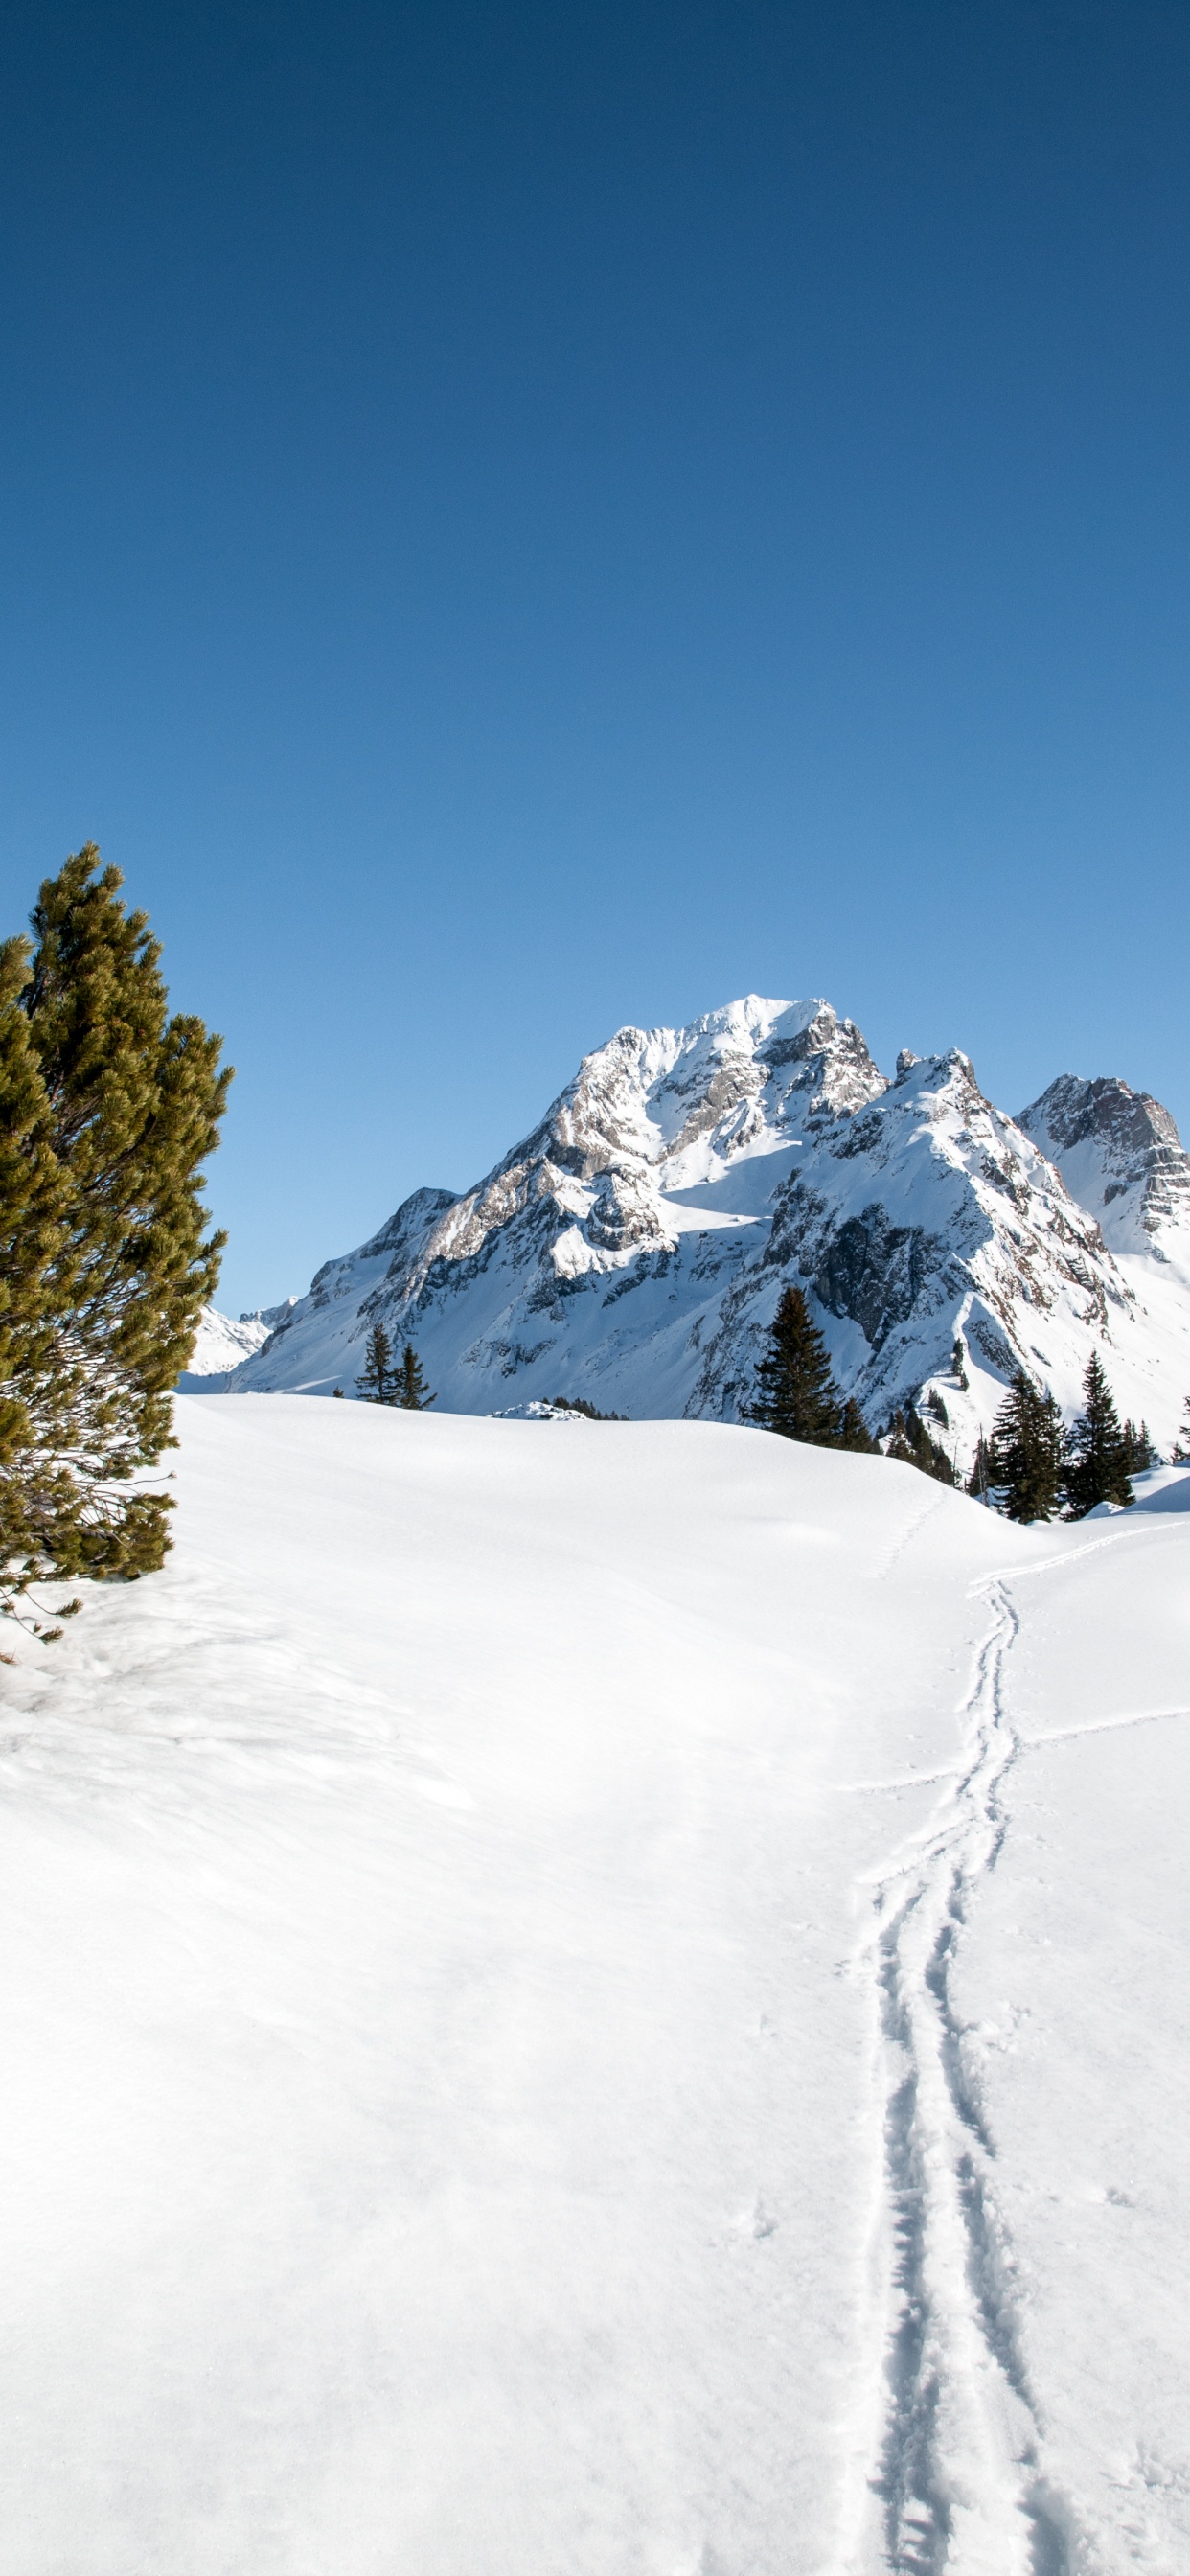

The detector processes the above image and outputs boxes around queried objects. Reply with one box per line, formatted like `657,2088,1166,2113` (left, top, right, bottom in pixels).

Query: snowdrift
1,1398,1187,2572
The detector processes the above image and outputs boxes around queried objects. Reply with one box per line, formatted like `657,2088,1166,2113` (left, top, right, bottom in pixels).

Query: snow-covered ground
1,1400,1187,2574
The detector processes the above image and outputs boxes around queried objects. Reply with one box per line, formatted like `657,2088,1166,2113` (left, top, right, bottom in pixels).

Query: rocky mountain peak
1018,1075,1190,1267
224,993,1190,1460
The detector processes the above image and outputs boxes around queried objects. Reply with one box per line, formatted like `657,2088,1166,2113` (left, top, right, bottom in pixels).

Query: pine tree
951,1334,970,1392
396,1343,435,1410
746,1285,843,1445
0,936,70,1581
357,1320,396,1403
1172,1399,1190,1465
1063,1349,1133,1518
988,1371,1064,1522
3,850,230,1588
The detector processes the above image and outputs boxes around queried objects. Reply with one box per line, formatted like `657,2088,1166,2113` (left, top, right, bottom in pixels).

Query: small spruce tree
746,1285,843,1445
1172,1398,1190,1464
951,1334,970,1392
988,1371,1064,1523
1063,1349,1133,1518
396,1343,435,1411
356,1320,396,1403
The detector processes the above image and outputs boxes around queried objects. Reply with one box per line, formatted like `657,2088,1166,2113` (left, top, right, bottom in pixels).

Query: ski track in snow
852,1579,1082,2576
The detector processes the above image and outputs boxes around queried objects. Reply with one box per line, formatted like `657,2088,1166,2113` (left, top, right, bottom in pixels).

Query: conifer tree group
356,1320,435,1409
973,1346,1139,1522
983,1371,1064,1523
1,848,229,1606
746,1281,1166,1523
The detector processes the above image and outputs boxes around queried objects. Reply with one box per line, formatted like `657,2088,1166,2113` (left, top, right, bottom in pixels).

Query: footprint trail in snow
856,1581,1078,2576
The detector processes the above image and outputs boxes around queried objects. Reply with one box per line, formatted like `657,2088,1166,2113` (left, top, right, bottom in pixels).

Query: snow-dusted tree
1172,1399,1190,1464
747,1285,844,1445
1,848,229,1593
1063,1349,1133,1518
989,1371,1064,1522
357,1320,396,1403
396,1343,435,1410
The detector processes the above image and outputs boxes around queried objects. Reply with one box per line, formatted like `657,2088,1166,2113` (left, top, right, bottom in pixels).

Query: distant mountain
179,1299,298,1389
217,997,1190,1464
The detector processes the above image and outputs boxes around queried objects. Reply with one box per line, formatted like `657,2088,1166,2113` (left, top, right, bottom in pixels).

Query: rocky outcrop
1018,1076,1190,1269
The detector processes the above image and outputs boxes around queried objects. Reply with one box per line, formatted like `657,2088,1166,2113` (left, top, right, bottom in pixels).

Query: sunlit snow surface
2,1399,1188,2574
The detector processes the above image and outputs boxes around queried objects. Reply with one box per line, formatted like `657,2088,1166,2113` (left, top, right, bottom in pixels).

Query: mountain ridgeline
224,997,1190,1471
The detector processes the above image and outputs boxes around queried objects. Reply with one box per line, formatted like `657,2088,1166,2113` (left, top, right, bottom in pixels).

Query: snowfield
2,1398,1188,2574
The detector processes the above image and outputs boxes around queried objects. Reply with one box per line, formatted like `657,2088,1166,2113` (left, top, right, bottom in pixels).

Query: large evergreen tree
0,937,69,1580
1063,1349,1133,1517
1,850,229,1590
988,1371,1064,1522
396,1343,435,1411
747,1285,845,1445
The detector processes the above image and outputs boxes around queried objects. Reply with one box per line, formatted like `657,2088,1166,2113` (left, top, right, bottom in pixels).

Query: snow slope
226,999,1190,1461
1,1398,1188,2572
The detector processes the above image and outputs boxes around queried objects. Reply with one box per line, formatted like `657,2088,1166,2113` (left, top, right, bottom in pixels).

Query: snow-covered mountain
222,996,1190,1461
179,1299,298,1387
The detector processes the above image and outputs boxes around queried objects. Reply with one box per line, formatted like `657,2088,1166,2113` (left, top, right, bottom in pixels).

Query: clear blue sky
1,1,1187,1313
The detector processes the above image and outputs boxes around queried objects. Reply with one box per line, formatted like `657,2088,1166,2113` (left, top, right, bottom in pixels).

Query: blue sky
1,1,1187,1313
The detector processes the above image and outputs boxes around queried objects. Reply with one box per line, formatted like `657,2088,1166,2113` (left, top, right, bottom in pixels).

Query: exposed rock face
227,998,1190,1461
1018,1076,1190,1269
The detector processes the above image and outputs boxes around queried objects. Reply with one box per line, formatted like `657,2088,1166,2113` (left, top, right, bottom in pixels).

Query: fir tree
396,1343,435,1410
746,1285,843,1445
1172,1399,1190,1464
3,850,229,1589
1063,1349,1133,1518
988,1371,1064,1523
951,1335,970,1392
357,1320,396,1403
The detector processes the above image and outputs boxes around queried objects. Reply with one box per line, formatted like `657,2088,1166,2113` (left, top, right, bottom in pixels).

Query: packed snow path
858,1579,1059,2575
1,1401,1188,2575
